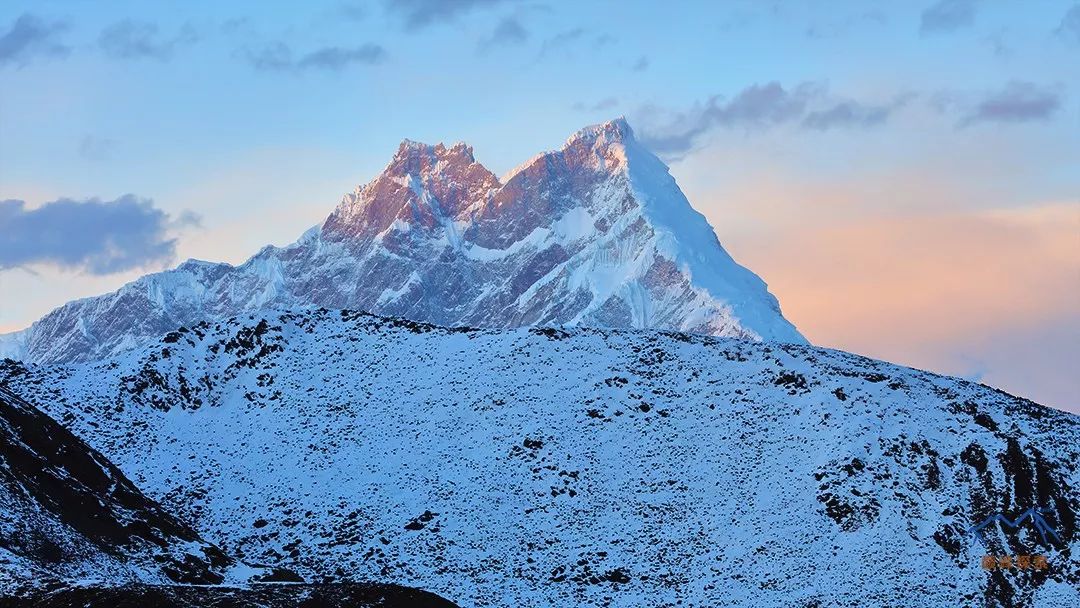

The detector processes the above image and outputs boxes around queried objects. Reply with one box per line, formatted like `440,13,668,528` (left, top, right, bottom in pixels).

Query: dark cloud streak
78,136,116,162
297,44,385,70
538,27,585,58
919,0,978,35
98,20,198,61
536,28,613,60
479,17,528,51
0,13,69,67
0,196,199,275
1057,4,1080,43
337,3,368,22
638,82,818,157
803,102,890,130
245,42,292,71
572,97,619,112
803,95,912,130
957,81,1062,127
386,0,510,31
637,82,906,158
245,42,386,72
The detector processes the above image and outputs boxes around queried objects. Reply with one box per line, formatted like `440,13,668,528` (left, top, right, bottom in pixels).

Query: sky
0,0,1078,411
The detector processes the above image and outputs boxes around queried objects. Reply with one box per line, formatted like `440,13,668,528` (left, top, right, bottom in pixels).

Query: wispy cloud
0,13,69,68
805,9,887,40
572,97,619,112
538,27,585,58
298,45,386,70
593,33,616,48
479,16,528,52
78,136,116,162
1056,4,1080,44
98,20,199,61
637,82,818,157
637,82,909,158
337,3,368,22
386,0,511,31
957,81,1062,127
0,196,199,275
920,0,978,35
982,29,1010,58
803,95,912,130
635,82,799,155
706,82,823,126
730,200,1080,410
220,17,252,35
631,56,649,72
535,27,613,60
245,42,386,72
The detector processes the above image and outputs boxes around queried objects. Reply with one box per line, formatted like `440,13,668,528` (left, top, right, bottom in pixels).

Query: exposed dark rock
0,385,232,585
2,582,459,608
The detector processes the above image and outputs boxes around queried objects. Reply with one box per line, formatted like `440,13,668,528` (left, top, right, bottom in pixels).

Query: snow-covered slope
3,310,1076,607
0,385,245,594
0,383,464,606
0,119,802,365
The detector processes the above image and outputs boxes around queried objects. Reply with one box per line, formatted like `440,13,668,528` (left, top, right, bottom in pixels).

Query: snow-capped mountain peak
326,137,499,238
562,116,634,156
1,120,804,365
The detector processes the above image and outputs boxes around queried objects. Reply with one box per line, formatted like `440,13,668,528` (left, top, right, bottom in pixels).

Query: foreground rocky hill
0,385,247,594
0,384,458,606
3,309,1077,607
4,582,458,608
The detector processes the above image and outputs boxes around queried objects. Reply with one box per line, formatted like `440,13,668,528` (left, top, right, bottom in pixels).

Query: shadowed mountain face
0,119,802,366
0,385,236,592
4,310,1077,607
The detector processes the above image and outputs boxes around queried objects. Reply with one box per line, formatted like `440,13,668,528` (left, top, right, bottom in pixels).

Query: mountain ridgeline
0,119,801,365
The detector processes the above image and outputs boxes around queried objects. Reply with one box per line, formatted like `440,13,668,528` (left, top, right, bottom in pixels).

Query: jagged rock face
0,385,237,593
0,119,803,366
323,141,499,238
3,311,1077,607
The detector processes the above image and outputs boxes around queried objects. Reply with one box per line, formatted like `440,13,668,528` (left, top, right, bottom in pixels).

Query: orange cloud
721,201,1080,410
745,203,1078,342
674,117,1079,411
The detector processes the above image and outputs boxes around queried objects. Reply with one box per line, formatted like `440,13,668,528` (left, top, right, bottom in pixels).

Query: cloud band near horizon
0,196,199,275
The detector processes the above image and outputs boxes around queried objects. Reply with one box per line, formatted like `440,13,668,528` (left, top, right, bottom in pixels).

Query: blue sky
1,0,1078,410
